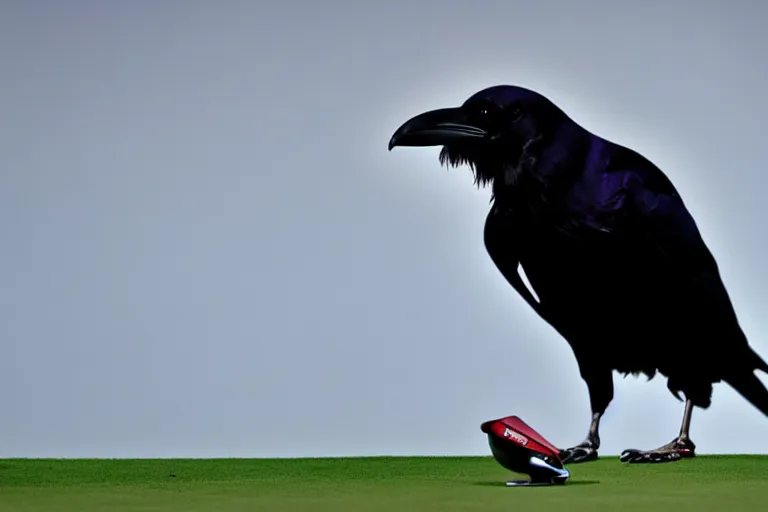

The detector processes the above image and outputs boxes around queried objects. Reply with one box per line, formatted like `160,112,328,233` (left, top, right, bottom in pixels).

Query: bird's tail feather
725,369,768,418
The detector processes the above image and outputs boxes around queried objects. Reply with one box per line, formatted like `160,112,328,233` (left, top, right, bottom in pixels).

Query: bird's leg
559,367,613,464
619,398,697,463
560,412,602,464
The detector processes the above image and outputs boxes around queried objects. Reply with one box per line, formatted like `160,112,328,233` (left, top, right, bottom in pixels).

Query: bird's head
388,85,572,187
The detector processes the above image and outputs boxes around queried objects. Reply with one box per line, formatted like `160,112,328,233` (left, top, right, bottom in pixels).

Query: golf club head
481,415,570,486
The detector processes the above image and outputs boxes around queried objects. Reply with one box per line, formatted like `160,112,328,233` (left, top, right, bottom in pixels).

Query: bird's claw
619,449,682,463
559,442,598,464
620,437,695,464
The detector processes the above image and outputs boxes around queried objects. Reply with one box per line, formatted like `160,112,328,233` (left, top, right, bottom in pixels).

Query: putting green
1,456,766,511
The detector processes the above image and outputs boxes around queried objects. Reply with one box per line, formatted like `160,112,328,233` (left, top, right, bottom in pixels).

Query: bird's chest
498,204,622,304
517,227,590,278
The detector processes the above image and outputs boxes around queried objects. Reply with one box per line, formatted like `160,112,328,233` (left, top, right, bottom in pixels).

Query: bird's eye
468,104,496,126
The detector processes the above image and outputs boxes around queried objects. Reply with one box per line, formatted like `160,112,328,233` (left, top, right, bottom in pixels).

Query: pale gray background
2,1,767,458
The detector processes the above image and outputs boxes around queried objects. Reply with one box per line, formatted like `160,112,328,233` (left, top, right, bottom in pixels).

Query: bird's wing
584,149,736,322
589,152,768,414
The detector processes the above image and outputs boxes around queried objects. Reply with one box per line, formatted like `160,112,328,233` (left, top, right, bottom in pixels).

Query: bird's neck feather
492,123,592,194
490,121,592,209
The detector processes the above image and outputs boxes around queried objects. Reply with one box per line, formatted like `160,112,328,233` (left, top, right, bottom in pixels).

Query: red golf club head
481,415,570,486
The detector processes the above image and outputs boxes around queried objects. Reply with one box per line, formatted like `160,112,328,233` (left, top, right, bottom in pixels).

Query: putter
481,415,570,487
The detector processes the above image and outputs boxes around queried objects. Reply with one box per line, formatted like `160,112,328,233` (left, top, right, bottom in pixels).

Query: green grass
1,456,766,511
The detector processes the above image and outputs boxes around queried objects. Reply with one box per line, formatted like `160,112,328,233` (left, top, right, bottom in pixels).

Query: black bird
387,85,768,464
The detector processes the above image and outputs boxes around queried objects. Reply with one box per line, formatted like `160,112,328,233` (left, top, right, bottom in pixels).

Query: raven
388,85,768,464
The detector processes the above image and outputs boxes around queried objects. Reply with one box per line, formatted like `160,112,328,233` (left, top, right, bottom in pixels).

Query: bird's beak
388,107,488,151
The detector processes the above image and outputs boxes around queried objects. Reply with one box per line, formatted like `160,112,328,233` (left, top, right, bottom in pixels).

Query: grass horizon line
1,453,767,461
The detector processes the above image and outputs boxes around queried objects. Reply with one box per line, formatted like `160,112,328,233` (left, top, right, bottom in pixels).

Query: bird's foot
559,440,599,464
620,436,696,464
